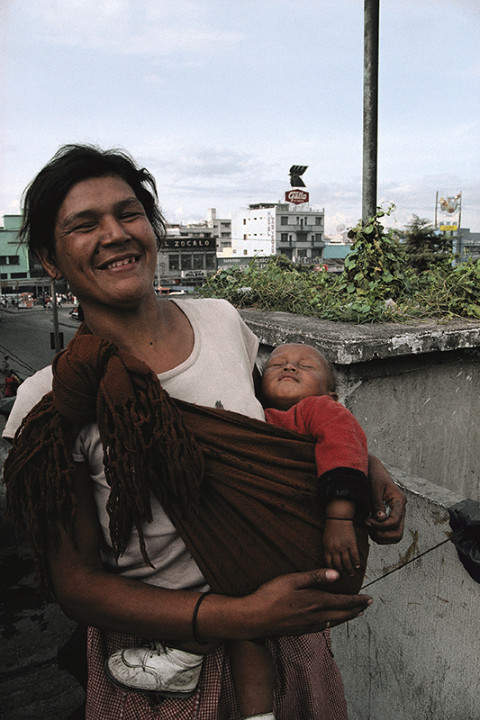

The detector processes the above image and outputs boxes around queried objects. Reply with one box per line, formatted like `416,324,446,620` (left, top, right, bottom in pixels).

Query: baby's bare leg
229,639,274,719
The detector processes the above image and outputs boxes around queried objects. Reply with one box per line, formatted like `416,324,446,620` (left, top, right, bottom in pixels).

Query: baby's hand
323,520,361,576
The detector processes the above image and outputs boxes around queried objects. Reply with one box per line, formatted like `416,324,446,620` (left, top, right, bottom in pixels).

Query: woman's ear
35,248,63,280
329,391,339,402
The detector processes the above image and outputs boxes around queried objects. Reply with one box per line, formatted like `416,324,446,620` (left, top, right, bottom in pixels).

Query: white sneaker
104,642,204,695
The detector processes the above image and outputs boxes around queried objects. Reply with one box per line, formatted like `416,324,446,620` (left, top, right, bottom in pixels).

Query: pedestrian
3,369,21,397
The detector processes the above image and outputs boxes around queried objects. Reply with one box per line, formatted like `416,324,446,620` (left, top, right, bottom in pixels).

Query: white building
230,202,325,264
207,209,232,254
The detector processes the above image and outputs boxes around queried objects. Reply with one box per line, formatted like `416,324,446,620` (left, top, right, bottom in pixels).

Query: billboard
435,192,462,231
285,189,309,204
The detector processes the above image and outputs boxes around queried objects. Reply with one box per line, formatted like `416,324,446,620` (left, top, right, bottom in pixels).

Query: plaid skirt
86,627,348,720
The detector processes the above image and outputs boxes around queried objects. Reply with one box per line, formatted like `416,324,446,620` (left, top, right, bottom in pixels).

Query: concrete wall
333,466,479,720
241,310,480,501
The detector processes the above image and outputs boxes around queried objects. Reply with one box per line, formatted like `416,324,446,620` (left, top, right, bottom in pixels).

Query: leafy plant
201,207,480,324
403,214,452,273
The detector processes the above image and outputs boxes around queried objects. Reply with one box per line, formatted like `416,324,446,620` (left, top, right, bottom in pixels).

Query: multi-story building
207,209,232,254
156,223,218,287
0,215,29,287
454,228,480,263
229,202,325,264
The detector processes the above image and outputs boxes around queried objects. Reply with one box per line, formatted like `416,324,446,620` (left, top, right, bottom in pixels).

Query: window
9,256,20,265
315,217,322,225
281,216,288,225
0,256,6,264
243,250,248,255
11,272,27,278
181,254,193,270
205,254,216,269
193,254,204,270
169,254,179,271
280,233,288,243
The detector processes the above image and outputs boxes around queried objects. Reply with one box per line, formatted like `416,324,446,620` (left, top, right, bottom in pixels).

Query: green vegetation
403,214,452,272
201,207,480,323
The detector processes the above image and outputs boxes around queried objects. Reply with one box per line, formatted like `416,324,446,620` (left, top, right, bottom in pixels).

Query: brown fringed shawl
4,325,368,599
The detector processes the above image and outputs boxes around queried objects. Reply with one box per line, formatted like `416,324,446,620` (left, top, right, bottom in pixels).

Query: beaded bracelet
192,591,211,645
325,516,354,521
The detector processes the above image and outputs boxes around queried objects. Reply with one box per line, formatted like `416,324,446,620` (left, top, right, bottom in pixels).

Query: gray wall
333,467,479,720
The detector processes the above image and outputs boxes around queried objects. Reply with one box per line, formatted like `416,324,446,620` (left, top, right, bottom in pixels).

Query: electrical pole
362,0,380,224
50,279,63,353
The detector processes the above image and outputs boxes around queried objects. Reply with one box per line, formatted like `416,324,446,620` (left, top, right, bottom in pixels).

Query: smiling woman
4,144,405,720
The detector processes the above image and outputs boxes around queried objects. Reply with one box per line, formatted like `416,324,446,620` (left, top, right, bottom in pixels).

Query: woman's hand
367,454,407,544
196,569,372,642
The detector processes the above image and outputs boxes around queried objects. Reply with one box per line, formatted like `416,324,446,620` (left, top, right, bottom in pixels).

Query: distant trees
404,215,452,272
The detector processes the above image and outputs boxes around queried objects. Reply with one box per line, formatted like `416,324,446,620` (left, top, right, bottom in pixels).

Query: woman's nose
283,362,297,372
100,216,130,244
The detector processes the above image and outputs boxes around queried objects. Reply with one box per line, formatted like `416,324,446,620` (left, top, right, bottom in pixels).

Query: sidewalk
0,415,85,719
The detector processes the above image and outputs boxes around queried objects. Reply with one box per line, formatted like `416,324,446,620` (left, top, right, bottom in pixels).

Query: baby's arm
324,498,361,576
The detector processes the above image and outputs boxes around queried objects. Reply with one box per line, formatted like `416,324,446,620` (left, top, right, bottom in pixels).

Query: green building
0,215,29,289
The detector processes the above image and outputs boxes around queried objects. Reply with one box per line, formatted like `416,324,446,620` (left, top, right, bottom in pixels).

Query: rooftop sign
285,189,309,204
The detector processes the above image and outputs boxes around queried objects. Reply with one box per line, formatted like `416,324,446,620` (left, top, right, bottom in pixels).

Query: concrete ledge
239,308,480,364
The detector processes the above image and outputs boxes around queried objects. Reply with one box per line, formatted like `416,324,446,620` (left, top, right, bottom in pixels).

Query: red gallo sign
285,189,309,204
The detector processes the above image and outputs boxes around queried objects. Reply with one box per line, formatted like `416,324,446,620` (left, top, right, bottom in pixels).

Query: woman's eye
73,223,96,233
121,211,144,220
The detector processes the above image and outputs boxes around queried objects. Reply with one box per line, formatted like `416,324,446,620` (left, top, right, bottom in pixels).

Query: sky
1,0,479,237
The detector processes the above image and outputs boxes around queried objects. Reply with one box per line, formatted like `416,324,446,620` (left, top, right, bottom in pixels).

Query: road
0,305,86,719
0,304,79,380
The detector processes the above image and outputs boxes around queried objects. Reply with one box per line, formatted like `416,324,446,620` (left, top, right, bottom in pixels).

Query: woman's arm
47,462,372,644
366,454,407,544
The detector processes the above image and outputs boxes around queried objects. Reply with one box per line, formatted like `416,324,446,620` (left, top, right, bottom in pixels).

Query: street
0,304,79,381
0,305,84,719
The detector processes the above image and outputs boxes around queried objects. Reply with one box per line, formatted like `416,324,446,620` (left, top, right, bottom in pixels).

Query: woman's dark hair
19,144,167,254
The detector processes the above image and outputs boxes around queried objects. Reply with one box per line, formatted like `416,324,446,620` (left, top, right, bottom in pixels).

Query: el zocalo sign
285,189,309,204
163,237,213,249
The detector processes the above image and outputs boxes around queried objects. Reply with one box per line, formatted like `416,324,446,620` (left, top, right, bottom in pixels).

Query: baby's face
262,344,336,411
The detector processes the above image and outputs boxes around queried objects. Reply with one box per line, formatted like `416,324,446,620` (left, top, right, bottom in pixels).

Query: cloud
26,0,244,58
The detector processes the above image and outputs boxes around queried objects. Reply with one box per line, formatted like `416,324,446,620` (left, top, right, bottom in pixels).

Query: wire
361,533,458,590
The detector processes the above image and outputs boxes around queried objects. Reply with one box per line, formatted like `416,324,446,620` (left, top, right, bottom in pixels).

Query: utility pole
50,279,63,353
362,0,380,224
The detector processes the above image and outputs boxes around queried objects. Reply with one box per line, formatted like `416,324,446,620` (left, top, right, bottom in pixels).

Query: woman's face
39,175,158,313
